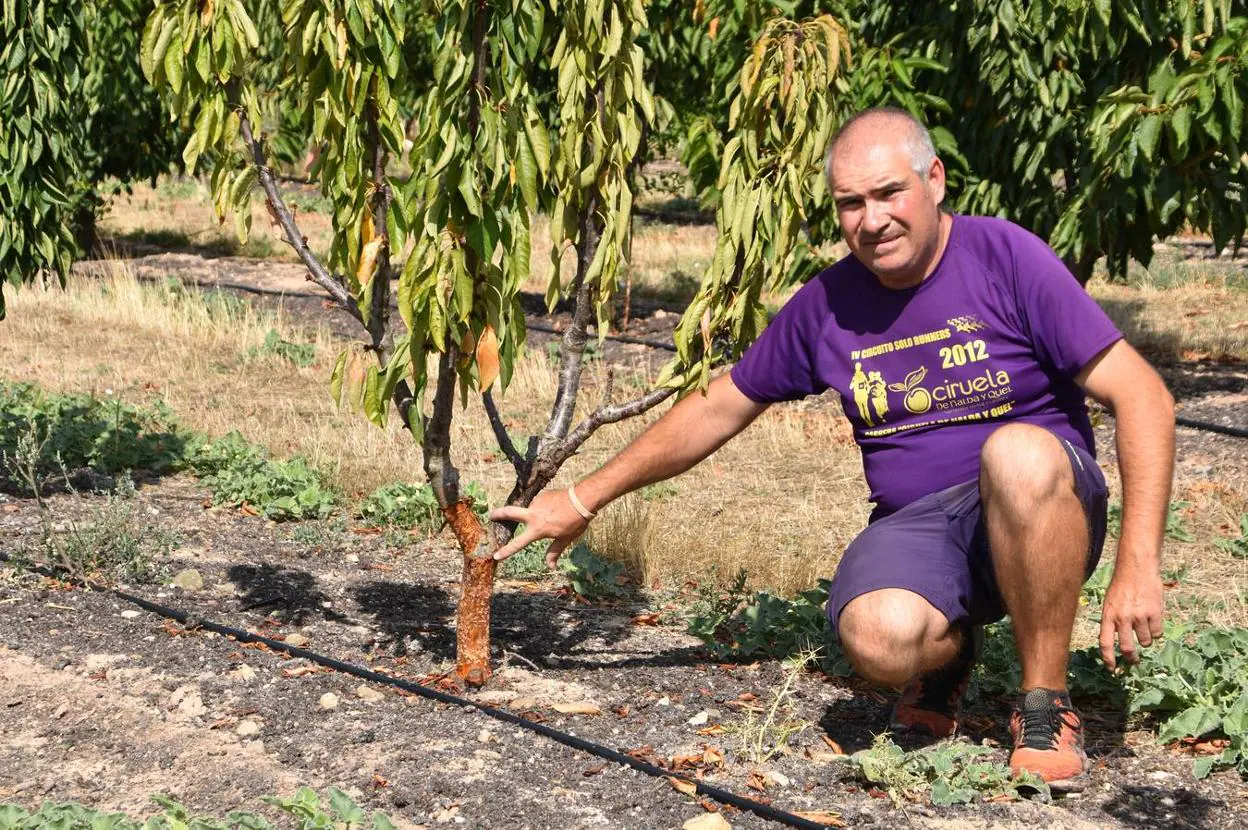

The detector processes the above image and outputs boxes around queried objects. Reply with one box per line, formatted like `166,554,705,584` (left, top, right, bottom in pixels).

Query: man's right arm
489,372,768,563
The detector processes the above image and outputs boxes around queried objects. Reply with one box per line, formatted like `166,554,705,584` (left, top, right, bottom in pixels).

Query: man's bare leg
979,423,1095,788
838,588,961,688
979,423,1088,691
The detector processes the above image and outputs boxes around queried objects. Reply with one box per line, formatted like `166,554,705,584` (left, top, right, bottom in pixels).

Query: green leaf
516,133,539,213
1158,706,1222,744
1138,114,1162,162
164,32,185,94
328,788,366,825
1169,105,1192,152
329,348,349,405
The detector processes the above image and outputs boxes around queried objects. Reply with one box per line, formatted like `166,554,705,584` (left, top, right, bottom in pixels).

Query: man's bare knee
980,424,1073,511
838,589,947,687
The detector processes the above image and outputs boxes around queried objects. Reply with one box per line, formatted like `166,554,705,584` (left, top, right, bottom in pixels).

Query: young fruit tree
141,0,849,684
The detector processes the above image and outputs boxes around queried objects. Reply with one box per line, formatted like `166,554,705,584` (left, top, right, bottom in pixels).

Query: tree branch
539,80,605,451
365,99,393,353
546,386,675,472
482,391,525,477
238,114,359,322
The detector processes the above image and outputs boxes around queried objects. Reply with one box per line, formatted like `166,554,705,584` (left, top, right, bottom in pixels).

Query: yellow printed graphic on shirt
845,326,1016,435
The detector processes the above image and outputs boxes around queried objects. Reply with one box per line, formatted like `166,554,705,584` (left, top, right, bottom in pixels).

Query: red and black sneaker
889,625,982,740
1009,687,1090,792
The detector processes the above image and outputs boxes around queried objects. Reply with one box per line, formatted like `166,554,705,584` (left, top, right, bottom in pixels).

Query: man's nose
862,200,889,234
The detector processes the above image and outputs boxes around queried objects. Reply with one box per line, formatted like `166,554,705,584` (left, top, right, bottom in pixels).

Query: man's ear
927,156,947,206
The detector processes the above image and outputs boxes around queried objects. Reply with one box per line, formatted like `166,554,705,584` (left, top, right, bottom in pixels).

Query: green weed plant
358,480,486,531
559,543,628,601
188,432,336,521
0,382,189,489
0,787,396,829
1107,500,1194,542
847,734,1048,807
1125,623,1248,778
684,573,853,675
1215,513,1248,559
247,329,317,368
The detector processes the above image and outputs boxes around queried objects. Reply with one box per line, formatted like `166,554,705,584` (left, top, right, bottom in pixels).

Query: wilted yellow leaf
357,239,383,286
476,324,500,390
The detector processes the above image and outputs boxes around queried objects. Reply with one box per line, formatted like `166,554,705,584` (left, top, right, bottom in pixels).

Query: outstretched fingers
488,505,533,561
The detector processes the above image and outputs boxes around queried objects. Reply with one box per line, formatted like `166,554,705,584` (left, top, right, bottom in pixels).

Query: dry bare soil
2,474,1246,829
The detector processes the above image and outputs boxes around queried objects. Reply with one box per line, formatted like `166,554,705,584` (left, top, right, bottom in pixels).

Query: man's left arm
1076,339,1175,669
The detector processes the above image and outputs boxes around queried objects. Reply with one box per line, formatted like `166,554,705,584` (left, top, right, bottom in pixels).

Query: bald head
824,108,937,186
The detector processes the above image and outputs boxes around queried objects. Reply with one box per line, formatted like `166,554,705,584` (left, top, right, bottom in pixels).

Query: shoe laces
1019,692,1079,751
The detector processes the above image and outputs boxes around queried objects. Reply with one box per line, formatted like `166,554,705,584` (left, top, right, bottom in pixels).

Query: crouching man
490,107,1175,791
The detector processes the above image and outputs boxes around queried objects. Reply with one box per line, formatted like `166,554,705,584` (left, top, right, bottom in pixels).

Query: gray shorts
827,434,1108,633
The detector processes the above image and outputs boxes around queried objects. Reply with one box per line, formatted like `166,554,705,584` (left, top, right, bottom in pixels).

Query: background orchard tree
660,0,1247,286
1,0,92,319
835,0,1248,283
141,0,852,684
1,0,189,317
79,0,187,249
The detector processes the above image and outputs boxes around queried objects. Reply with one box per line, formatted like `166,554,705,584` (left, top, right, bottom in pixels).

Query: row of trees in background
4,0,1246,309
4,0,1247,678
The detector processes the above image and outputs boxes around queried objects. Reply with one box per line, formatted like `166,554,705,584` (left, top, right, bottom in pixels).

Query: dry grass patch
1088,257,1248,362
0,263,871,595
100,178,336,263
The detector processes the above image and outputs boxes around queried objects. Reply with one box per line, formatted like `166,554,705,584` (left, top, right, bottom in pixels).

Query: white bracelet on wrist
567,484,596,520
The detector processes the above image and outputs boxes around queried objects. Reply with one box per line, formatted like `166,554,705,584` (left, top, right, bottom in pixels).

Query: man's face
830,137,947,289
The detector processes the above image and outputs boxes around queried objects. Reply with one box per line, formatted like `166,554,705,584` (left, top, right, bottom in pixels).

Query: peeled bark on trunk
444,499,495,686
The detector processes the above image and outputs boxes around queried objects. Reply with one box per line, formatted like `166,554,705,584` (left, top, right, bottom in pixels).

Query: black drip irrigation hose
1174,415,1248,439
50,577,841,830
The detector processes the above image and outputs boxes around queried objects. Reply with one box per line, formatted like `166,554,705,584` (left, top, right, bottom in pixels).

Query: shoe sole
1043,771,1090,794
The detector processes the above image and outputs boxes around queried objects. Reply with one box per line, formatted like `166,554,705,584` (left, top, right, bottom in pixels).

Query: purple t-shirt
731,215,1122,517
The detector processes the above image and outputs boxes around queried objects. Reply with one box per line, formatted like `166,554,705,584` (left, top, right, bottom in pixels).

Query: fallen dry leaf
820,735,845,755
793,810,846,826
697,724,728,737
583,763,607,777
281,665,324,678
671,753,702,771
746,770,768,793
668,776,698,796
